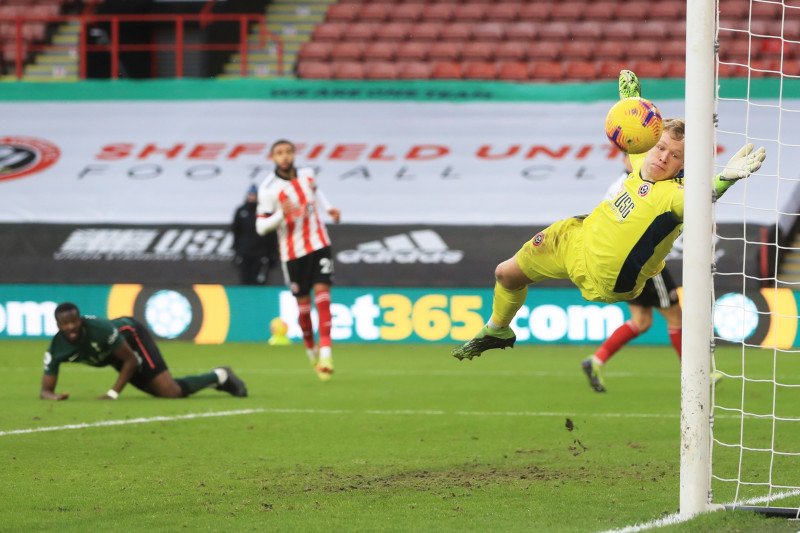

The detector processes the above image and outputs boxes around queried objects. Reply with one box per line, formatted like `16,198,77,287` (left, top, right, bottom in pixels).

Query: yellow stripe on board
107,284,142,319
193,284,230,344
760,288,798,350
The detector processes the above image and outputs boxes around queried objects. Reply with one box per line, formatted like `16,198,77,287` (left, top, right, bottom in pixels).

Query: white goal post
682,0,800,519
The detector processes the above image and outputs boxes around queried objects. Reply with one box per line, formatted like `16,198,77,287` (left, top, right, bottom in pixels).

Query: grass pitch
1,340,798,532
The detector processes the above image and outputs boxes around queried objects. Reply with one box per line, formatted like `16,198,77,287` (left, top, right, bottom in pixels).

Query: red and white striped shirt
255,167,331,261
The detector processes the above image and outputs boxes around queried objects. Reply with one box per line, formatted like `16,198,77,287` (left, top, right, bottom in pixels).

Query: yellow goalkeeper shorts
514,216,632,303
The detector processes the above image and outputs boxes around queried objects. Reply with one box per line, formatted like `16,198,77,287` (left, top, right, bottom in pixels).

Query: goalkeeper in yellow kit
452,70,767,361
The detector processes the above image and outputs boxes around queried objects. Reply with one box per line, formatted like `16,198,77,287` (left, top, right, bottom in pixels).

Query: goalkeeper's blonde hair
663,118,685,141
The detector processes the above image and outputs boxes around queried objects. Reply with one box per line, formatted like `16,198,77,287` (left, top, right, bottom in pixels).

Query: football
604,97,664,154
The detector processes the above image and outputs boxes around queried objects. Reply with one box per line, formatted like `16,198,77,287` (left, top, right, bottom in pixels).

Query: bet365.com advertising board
1,284,798,349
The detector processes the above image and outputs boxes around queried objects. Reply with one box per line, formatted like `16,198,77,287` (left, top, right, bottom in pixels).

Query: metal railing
0,13,284,80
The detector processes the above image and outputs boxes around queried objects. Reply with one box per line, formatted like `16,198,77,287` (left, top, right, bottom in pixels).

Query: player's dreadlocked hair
54,302,79,318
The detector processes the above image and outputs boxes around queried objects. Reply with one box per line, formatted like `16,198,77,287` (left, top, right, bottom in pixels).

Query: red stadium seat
636,21,670,41
632,60,667,78
331,42,364,61
407,22,442,41
571,21,603,41
343,22,379,42
312,22,346,42
561,41,594,61
452,3,488,22
332,61,366,80
298,42,333,62
431,61,464,79
463,61,497,80
537,21,570,41
527,41,560,61
717,62,749,77
719,0,750,20
397,61,432,79
440,22,474,41
668,21,687,40
358,3,391,22
389,3,425,23
660,40,685,61
665,61,685,78
363,41,396,61
396,41,429,61
364,61,399,80
720,39,753,62
782,60,800,76
784,20,800,41
297,61,333,79
650,1,685,19
583,2,618,21
751,1,783,20
497,61,530,81
626,41,659,61
518,3,552,22
461,41,495,61
326,3,359,23
421,3,455,22
550,2,584,21
614,2,651,21
564,60,598,80
594,41,626,60
530,61,565,81
485,3,520,23
598,60,631,80
472,22,505,41
603,22,635,41
505,22,537,41
375,22,412,42
428,41,461,61
494,41,528,62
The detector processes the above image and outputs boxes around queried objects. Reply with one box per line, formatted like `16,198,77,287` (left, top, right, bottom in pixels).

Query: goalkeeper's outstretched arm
714,143,767,199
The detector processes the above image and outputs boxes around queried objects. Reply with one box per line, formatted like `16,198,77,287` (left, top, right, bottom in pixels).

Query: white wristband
106,389,119,400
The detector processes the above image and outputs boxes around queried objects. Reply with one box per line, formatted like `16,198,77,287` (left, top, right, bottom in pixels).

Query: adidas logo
337,230,464,264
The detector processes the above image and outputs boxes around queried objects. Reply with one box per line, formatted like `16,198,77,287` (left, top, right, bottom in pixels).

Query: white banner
0,99,795,225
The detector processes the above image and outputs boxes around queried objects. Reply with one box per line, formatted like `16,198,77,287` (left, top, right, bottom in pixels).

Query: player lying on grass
453,70,766,362
41,302,248,400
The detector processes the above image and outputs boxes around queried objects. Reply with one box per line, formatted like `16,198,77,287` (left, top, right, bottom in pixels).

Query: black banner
0,223,773,288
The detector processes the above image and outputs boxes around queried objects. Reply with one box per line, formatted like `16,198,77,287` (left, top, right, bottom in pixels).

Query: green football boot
581,357,606,393
452,325,516,361
618,69,641,99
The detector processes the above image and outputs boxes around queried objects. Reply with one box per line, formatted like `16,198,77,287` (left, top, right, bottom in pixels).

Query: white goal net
708,0,800,516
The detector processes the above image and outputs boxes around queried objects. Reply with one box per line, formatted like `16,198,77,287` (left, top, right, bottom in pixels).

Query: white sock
213,368,228,384
319,346,332,361
592,355,604,366
306,348,317,362
487,319,500,329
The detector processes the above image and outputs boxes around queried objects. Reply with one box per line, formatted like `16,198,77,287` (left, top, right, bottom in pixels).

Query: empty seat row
326,1,687,23
312,20,687,43
297,59,692,81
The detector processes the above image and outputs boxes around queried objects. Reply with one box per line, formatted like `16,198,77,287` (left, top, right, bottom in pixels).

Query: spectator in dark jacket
232,184,278,284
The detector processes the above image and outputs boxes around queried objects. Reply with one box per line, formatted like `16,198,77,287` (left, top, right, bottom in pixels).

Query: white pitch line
602,489,800,532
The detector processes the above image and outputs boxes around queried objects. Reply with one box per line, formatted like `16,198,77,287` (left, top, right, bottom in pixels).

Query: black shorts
629,268,679,309
284,246,334,297
111,319,169,391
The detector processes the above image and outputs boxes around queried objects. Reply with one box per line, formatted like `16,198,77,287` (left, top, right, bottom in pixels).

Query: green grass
1,340,798,532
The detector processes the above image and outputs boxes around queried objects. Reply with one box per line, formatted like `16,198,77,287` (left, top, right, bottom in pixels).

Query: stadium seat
326,3,359,23
472,22,505,41
421,3,455,22
461,41,495,61
343,22,379,42
594,41,626,60
719,0,750,20
463,61,497,80
494,41,528,62
669,21,687,40
751,1,782,20
660,40,685,61
550,2,585,21
626,41,659,61
597,60,630,80
582,2,618,21
389,3,425,23
485,3,520,23
397,61,432,79
530,61,565,81
331,42,364,61
363,41,396,61
375,22,412,41
719,39,752,61
571,21,603,41
407,22,442,42
527,41,560,61
784,20,800,41
358,3,391,22
297,61,333,79
364,61,399,80
505,22,537,41
717,62,749,77
631,60,667,78
518,3,552,22
649,1,684,19
665,61,685,78
431,61,464,79
537,21,570,41
298,42,333,62
440,22,474,42
603,22,635,41
428,41,461,61
332,61,366,79
452,3,488,22
561,41,594,61
497,61,530,81
395,41,428,61
783,60,800,76
636,21,670,41
759,38,786,59
312,22,346,42
614,1,650,21
564,60,598,80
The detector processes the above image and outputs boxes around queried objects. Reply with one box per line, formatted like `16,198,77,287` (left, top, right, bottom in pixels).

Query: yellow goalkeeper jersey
582,153,684,297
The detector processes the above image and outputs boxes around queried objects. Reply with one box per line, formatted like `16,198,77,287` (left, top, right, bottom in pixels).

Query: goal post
680,0,717,518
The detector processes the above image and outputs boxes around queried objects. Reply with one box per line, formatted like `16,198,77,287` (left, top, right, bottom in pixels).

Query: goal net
684,0,800,517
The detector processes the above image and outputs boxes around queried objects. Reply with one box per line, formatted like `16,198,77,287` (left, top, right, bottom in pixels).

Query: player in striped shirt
452,70,766,362
256,139,341,381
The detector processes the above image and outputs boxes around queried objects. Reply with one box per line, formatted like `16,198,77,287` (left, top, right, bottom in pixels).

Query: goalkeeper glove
714,143,767,197
618,69,641,99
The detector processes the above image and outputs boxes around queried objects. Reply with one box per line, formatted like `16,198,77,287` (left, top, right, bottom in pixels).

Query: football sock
315,289,332,352
596,320,640,363
298,301,315,350
175,372,219,397
489,282,528,328
319,345,332,362
668,327,682,359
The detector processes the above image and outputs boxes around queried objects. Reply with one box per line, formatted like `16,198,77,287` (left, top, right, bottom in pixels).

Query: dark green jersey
43,316,136,376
